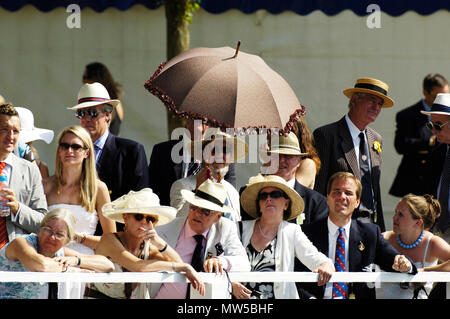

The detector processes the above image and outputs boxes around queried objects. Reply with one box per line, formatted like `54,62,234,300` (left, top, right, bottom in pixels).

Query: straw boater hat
68,82,120,110
102,188,176,225
181,179,234,214
343,77,394,108
189,130,249,163
240,174,305,220
267,131,308,156
421,93,450,116
15,107,54,144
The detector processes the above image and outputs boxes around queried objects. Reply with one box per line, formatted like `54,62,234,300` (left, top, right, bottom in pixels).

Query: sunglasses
133,213,158,224
258,190,286,201
426,121,449,131
190,205,213,217
41,226,67,240
59,142,86,151
75,108,101,119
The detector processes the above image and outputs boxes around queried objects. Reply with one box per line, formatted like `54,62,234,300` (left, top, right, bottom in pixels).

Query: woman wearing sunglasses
232,174,334,299
42,125,115,298
85,188,204,299
0,208,114,299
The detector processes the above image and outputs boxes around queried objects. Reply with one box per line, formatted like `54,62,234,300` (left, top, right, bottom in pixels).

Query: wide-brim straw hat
267,131,308,156
421,93,450,116
68,82,120,110
102,188,176,225
240,174,305,220
181,179,234,214
343,77,394,108
15,107,54,144
189,130,249,163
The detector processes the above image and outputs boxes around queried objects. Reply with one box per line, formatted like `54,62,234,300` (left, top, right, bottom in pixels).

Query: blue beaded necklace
397,231,424,249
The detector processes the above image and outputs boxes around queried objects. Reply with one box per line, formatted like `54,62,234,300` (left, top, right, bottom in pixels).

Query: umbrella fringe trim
144,62,306,136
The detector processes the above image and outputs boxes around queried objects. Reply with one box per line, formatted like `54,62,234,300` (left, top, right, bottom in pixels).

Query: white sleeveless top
376,234,437,299
48,203,98,256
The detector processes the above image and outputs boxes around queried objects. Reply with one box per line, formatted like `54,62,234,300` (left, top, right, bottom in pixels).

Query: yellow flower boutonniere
373,141,382,154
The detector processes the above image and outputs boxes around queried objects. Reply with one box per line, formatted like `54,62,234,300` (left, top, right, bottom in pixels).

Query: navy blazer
297,218,417,299
148,138,236,206
390,101,440,197
95,133,149,234
240,180,329,224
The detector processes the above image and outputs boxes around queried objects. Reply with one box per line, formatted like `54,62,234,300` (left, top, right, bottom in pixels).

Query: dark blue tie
359,132,374,212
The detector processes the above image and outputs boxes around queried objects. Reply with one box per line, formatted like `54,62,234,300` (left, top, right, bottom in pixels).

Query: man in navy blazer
297,172,416,299
69,83,149,233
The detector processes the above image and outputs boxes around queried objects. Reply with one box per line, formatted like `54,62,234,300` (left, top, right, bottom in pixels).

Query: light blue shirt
93,130,109,164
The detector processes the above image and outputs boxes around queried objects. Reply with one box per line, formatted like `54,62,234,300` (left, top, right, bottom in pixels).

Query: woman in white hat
233,174,334,299
43,125,116,298
0,207,114,299
86,188,205,299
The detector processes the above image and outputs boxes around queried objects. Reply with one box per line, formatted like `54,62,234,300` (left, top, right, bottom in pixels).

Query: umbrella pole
233,41,241,58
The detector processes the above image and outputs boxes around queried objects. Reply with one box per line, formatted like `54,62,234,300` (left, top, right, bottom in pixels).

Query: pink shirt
154,220,209,299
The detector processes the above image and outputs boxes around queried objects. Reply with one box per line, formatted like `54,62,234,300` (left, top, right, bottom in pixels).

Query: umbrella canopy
144,45,305,134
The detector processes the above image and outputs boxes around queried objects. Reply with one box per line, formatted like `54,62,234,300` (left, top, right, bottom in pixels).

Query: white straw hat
68,82,120,110
181,179,234,214
15,107,54,144
102,188,176,225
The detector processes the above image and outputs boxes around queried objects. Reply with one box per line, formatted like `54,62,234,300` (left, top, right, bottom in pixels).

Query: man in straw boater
150,179,250,298
68,82,149,233
297,172,417,299
170,129,248,221
313,77,395,232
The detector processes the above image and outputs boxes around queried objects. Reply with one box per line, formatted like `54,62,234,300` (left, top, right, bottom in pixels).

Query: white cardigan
240,219,331,299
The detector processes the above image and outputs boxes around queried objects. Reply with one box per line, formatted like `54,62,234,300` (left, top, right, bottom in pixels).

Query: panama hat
189,130,249,163
181,179,234,214
343,77,394,108
15,107,54,144
240,174,304,220
421,93,450,116
267,132,308,156
102,188,176,225
68,82,120,110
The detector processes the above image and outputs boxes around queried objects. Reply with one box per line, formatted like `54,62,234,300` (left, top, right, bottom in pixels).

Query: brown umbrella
144,43,305,134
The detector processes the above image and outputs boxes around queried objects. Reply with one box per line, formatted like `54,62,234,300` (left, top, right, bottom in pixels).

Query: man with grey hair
313,77,394,232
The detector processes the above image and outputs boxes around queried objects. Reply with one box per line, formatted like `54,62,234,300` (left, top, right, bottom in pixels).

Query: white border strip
0,271,449,283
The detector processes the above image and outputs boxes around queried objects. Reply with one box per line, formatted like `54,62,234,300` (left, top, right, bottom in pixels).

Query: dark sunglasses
426,121,449,131
258,190,286,200
133,213,157,223
190,205,213,217
59,142,86,151
75,108,100,119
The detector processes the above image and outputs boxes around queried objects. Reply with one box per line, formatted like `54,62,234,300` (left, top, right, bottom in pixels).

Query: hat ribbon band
195,189,224,207
430,103,450,112
354,83,387,96
78,97,111,104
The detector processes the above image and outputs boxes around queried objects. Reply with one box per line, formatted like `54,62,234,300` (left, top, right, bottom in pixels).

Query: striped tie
0,162,7,249
332,227,348,299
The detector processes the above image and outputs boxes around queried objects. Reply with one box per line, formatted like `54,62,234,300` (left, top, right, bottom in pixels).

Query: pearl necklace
397,231,424,249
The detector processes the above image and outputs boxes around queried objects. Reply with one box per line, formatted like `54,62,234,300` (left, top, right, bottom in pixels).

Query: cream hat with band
68,82,120,110
181,179,234,214
267,132,308,156
343,77,394,108
102,188,176,225
189,130,249,163
240,174,304,221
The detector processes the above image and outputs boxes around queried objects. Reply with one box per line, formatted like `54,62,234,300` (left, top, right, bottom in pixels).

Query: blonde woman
0,208,113,299
43,125,115,298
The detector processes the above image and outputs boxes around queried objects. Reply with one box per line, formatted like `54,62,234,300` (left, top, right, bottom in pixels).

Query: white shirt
345,114,372,170
324,217,351,299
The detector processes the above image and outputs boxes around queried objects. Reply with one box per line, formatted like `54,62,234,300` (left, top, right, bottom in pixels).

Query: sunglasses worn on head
426,121,449,131
258,190,286,201
75,108,100,119
133,213,157,223
59,142,86,151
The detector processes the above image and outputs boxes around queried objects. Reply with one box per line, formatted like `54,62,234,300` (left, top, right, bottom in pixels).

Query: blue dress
0,234,64,299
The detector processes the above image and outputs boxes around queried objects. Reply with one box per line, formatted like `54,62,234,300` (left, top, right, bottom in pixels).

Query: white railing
0,271,449,298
